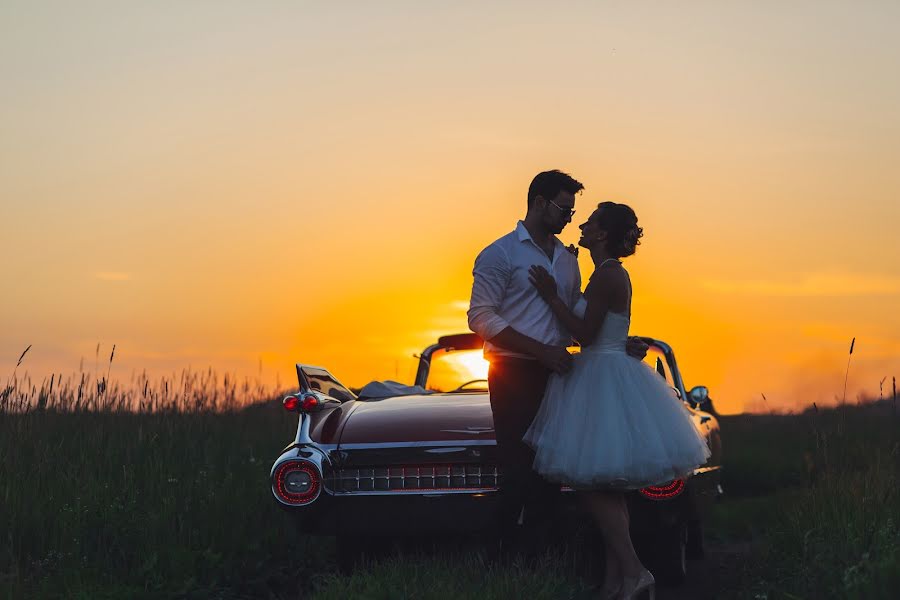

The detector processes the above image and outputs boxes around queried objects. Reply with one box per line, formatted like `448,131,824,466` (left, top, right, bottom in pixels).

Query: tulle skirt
523,349,711,489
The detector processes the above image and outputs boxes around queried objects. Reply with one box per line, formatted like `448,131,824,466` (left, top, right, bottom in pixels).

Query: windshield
425,348,490,393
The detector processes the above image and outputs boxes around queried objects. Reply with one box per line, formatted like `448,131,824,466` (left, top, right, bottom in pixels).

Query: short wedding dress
523,299,711,489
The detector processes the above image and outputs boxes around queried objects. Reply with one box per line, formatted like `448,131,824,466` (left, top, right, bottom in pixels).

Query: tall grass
2,359,898,598
715,402,900,599
309,554,593,600
0,366,312,599
2,362,275,414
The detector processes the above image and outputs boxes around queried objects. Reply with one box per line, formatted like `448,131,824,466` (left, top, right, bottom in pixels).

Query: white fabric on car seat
357,380,432,399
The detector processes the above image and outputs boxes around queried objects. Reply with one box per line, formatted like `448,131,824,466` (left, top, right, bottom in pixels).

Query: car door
642,347,708,439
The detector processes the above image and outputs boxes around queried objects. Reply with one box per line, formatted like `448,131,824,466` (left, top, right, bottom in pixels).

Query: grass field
2,370,898,599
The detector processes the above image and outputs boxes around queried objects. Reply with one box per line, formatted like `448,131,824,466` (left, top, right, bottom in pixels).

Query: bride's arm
529,265,610,346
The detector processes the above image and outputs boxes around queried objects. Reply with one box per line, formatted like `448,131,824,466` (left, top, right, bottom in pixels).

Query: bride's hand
625,336,650,360
529,265,558,302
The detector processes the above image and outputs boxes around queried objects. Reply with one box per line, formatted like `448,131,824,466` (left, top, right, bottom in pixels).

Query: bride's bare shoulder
586,263,628,295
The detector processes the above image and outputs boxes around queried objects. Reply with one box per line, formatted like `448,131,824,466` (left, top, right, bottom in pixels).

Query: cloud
448,300,471,312
702,272,900,297
94,272,132,282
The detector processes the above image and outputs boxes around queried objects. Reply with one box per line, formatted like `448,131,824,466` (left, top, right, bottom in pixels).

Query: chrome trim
295,413,312,445
271,457,323,507
281,441,338,454
270,446,332,507
414,343,442,388
330,464,500,494
640,337,689,406
414,334,484,388
440,428,494,435
338,440,495,450
292,390,342,446
425,447,467,454
331,488,499,497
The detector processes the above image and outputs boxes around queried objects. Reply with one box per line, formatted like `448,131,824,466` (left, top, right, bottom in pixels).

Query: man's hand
536,344,573,374
625,336,650,360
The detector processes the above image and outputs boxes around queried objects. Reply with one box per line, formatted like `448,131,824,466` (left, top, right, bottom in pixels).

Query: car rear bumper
283,491,503,536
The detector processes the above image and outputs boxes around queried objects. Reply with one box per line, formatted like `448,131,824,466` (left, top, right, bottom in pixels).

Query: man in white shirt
467,169,585,554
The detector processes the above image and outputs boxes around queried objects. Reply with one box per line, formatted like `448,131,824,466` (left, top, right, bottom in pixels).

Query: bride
523,202,710,600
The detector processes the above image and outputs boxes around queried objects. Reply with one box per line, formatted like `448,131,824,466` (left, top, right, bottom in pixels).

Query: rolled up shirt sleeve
467,244,512,341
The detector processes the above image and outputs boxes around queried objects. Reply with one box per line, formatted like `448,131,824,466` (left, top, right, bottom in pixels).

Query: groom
467,169,585,553
468,170,650,554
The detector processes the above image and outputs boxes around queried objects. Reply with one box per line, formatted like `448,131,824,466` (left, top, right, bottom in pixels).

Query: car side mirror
689,385,708,403
689,385,712,411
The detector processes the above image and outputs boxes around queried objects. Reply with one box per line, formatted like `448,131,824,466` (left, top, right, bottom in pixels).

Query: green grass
2,368,898,599
0,404,330,599
309,554,596,600
712,406,900,599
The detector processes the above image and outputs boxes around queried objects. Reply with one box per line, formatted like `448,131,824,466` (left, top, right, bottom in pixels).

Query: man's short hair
527,170,584,209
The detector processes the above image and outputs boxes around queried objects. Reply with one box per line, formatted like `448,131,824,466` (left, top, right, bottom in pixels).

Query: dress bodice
573,296,629,354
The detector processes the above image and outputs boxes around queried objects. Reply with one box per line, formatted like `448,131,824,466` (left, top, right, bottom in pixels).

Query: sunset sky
3,2,899,413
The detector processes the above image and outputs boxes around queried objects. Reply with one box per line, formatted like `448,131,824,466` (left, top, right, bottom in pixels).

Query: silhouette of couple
467,170,710,599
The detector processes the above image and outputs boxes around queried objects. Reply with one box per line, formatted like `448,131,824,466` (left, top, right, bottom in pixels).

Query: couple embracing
467,170,710,599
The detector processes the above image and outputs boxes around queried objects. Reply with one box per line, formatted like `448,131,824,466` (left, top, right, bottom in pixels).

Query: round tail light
639,479,685,500
283,393,319,412
273,460,321,505
283,395,300,411
300,393,319,411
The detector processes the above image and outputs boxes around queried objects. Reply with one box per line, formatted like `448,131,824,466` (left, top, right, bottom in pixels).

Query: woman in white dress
523,202,710,600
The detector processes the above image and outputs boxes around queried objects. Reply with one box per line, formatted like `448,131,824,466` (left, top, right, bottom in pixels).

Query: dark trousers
488,357,560,549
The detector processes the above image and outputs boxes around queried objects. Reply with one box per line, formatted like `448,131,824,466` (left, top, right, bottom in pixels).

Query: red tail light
300,394,319,411
272,460,321,505
639,479,685,500
283,393,319,412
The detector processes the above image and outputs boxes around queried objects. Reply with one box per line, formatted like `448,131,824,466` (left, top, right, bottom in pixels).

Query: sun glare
454,350,490,381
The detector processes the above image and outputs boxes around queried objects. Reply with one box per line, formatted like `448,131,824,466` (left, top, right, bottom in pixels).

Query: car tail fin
295,364,356,402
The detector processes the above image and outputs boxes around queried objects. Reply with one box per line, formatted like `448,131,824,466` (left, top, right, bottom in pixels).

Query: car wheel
686,519,704,559
651,523,687,585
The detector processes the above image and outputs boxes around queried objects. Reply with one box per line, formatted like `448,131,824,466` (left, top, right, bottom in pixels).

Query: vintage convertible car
270,333,722,583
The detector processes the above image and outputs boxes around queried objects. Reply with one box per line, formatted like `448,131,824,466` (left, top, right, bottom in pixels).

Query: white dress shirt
468,221,582,360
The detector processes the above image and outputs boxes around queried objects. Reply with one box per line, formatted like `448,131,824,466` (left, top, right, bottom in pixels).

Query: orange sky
3,2,900,413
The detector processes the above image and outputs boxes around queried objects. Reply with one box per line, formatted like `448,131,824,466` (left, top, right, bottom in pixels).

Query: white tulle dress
523,300,711,489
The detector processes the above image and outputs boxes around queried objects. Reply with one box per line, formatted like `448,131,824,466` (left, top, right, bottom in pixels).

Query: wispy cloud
94,272,132,282
702,272,900,296
448,300,470,312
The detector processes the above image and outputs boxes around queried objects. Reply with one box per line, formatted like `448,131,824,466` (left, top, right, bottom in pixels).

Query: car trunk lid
338,393,494,444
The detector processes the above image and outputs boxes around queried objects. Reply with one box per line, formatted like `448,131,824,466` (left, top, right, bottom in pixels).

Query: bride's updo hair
595,201,643,258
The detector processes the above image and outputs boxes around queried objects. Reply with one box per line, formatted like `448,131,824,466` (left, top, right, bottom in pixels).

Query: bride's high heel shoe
620,569,655,600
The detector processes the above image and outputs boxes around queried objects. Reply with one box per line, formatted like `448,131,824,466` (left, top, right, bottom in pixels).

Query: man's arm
467,244,572,373
488,327,573,374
